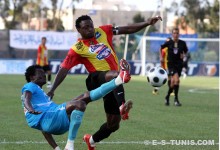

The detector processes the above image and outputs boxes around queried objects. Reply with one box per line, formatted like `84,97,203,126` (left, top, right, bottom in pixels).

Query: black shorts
167,62,182,77
86,71,120,115
42,65,51,72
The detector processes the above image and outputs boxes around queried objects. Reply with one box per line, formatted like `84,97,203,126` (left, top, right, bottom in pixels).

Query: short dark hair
25,65,42,82
75,15,92,29
172,28,179,33
42,37,46,40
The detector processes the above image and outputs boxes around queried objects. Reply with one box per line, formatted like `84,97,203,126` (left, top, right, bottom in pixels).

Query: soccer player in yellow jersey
36,37,52,88
160,37,171,70
48,15,162,150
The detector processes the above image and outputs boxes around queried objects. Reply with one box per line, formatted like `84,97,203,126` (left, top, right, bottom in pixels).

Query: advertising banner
9,30,78,50
0,59,33,74
0,59,218,76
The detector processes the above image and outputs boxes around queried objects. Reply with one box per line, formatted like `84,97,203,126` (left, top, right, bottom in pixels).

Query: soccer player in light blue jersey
21,59,130,150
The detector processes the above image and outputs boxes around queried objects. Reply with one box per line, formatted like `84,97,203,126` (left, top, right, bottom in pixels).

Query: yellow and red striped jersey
36,44,48,66
61,25,119,73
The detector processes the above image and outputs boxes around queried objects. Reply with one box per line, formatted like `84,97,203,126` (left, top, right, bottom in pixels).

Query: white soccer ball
147,67,168,87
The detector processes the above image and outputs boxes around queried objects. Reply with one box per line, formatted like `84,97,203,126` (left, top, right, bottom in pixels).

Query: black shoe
165,96,170,106
174,99,182,106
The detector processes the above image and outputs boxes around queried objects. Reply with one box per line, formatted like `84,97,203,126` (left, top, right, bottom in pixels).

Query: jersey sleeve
22,84,35,94
61,48,81,70
99,25,113,38
161,42,168,49
161,40,173,49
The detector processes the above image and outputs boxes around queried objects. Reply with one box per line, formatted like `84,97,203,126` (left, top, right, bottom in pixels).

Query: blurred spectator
36,37,52,88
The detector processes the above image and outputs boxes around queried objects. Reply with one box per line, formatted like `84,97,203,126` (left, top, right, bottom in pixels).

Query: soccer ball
146,67,168,87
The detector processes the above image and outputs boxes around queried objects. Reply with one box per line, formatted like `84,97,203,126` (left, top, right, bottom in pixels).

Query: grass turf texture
0,75,218,150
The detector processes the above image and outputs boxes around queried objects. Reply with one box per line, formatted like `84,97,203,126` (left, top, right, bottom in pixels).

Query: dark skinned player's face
31,69,46,86
77,20,95,39
42,38,46,45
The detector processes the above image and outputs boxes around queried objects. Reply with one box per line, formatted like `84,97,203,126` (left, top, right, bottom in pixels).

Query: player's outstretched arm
24,91,41,114
116,16,162,35
42,132,61,150
47,67,69,98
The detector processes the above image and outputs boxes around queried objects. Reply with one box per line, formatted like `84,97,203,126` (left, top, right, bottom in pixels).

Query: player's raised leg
89,59,131,102
83,59,132,150
65,60,131,150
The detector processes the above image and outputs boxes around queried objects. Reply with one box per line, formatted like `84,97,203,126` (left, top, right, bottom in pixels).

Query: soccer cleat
152,89,159,95
174,99,182,106
83,134,95,150
119,59,131,83
120,100,133,120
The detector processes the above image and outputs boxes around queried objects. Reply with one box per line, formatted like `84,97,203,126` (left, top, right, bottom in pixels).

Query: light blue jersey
21,82,69,135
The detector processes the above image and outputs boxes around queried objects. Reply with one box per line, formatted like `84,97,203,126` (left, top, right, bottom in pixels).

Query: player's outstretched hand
147,16,162,25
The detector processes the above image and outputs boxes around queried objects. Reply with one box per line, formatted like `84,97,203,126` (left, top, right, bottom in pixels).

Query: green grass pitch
0,75,218,150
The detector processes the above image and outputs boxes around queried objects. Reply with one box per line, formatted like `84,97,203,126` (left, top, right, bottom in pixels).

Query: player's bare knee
67,100,86,112
75,100,86,112
174,79,180,85
73,92,90,104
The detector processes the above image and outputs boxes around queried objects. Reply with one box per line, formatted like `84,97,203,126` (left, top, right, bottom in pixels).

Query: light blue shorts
39,103,70,135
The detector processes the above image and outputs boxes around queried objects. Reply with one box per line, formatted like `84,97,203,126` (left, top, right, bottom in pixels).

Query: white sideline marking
189,88,207,93
100,141,145,144
0,140,145,145
188,88,218,94
1,140,218,145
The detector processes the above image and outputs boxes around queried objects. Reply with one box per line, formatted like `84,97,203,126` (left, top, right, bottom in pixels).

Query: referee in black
161,28,188,106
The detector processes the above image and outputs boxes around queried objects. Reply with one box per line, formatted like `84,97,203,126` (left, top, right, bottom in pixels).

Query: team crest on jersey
95,32,101,39
173,48,178,54
76,41,83,50
89,43,111,60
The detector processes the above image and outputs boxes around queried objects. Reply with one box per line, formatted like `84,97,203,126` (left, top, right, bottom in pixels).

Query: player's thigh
40,103,69,135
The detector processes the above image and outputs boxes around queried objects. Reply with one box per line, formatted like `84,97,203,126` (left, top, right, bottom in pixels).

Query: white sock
155,87,159,90
54,146,61,150
115,76,123,86
89,136,95,147
65,140,74,150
